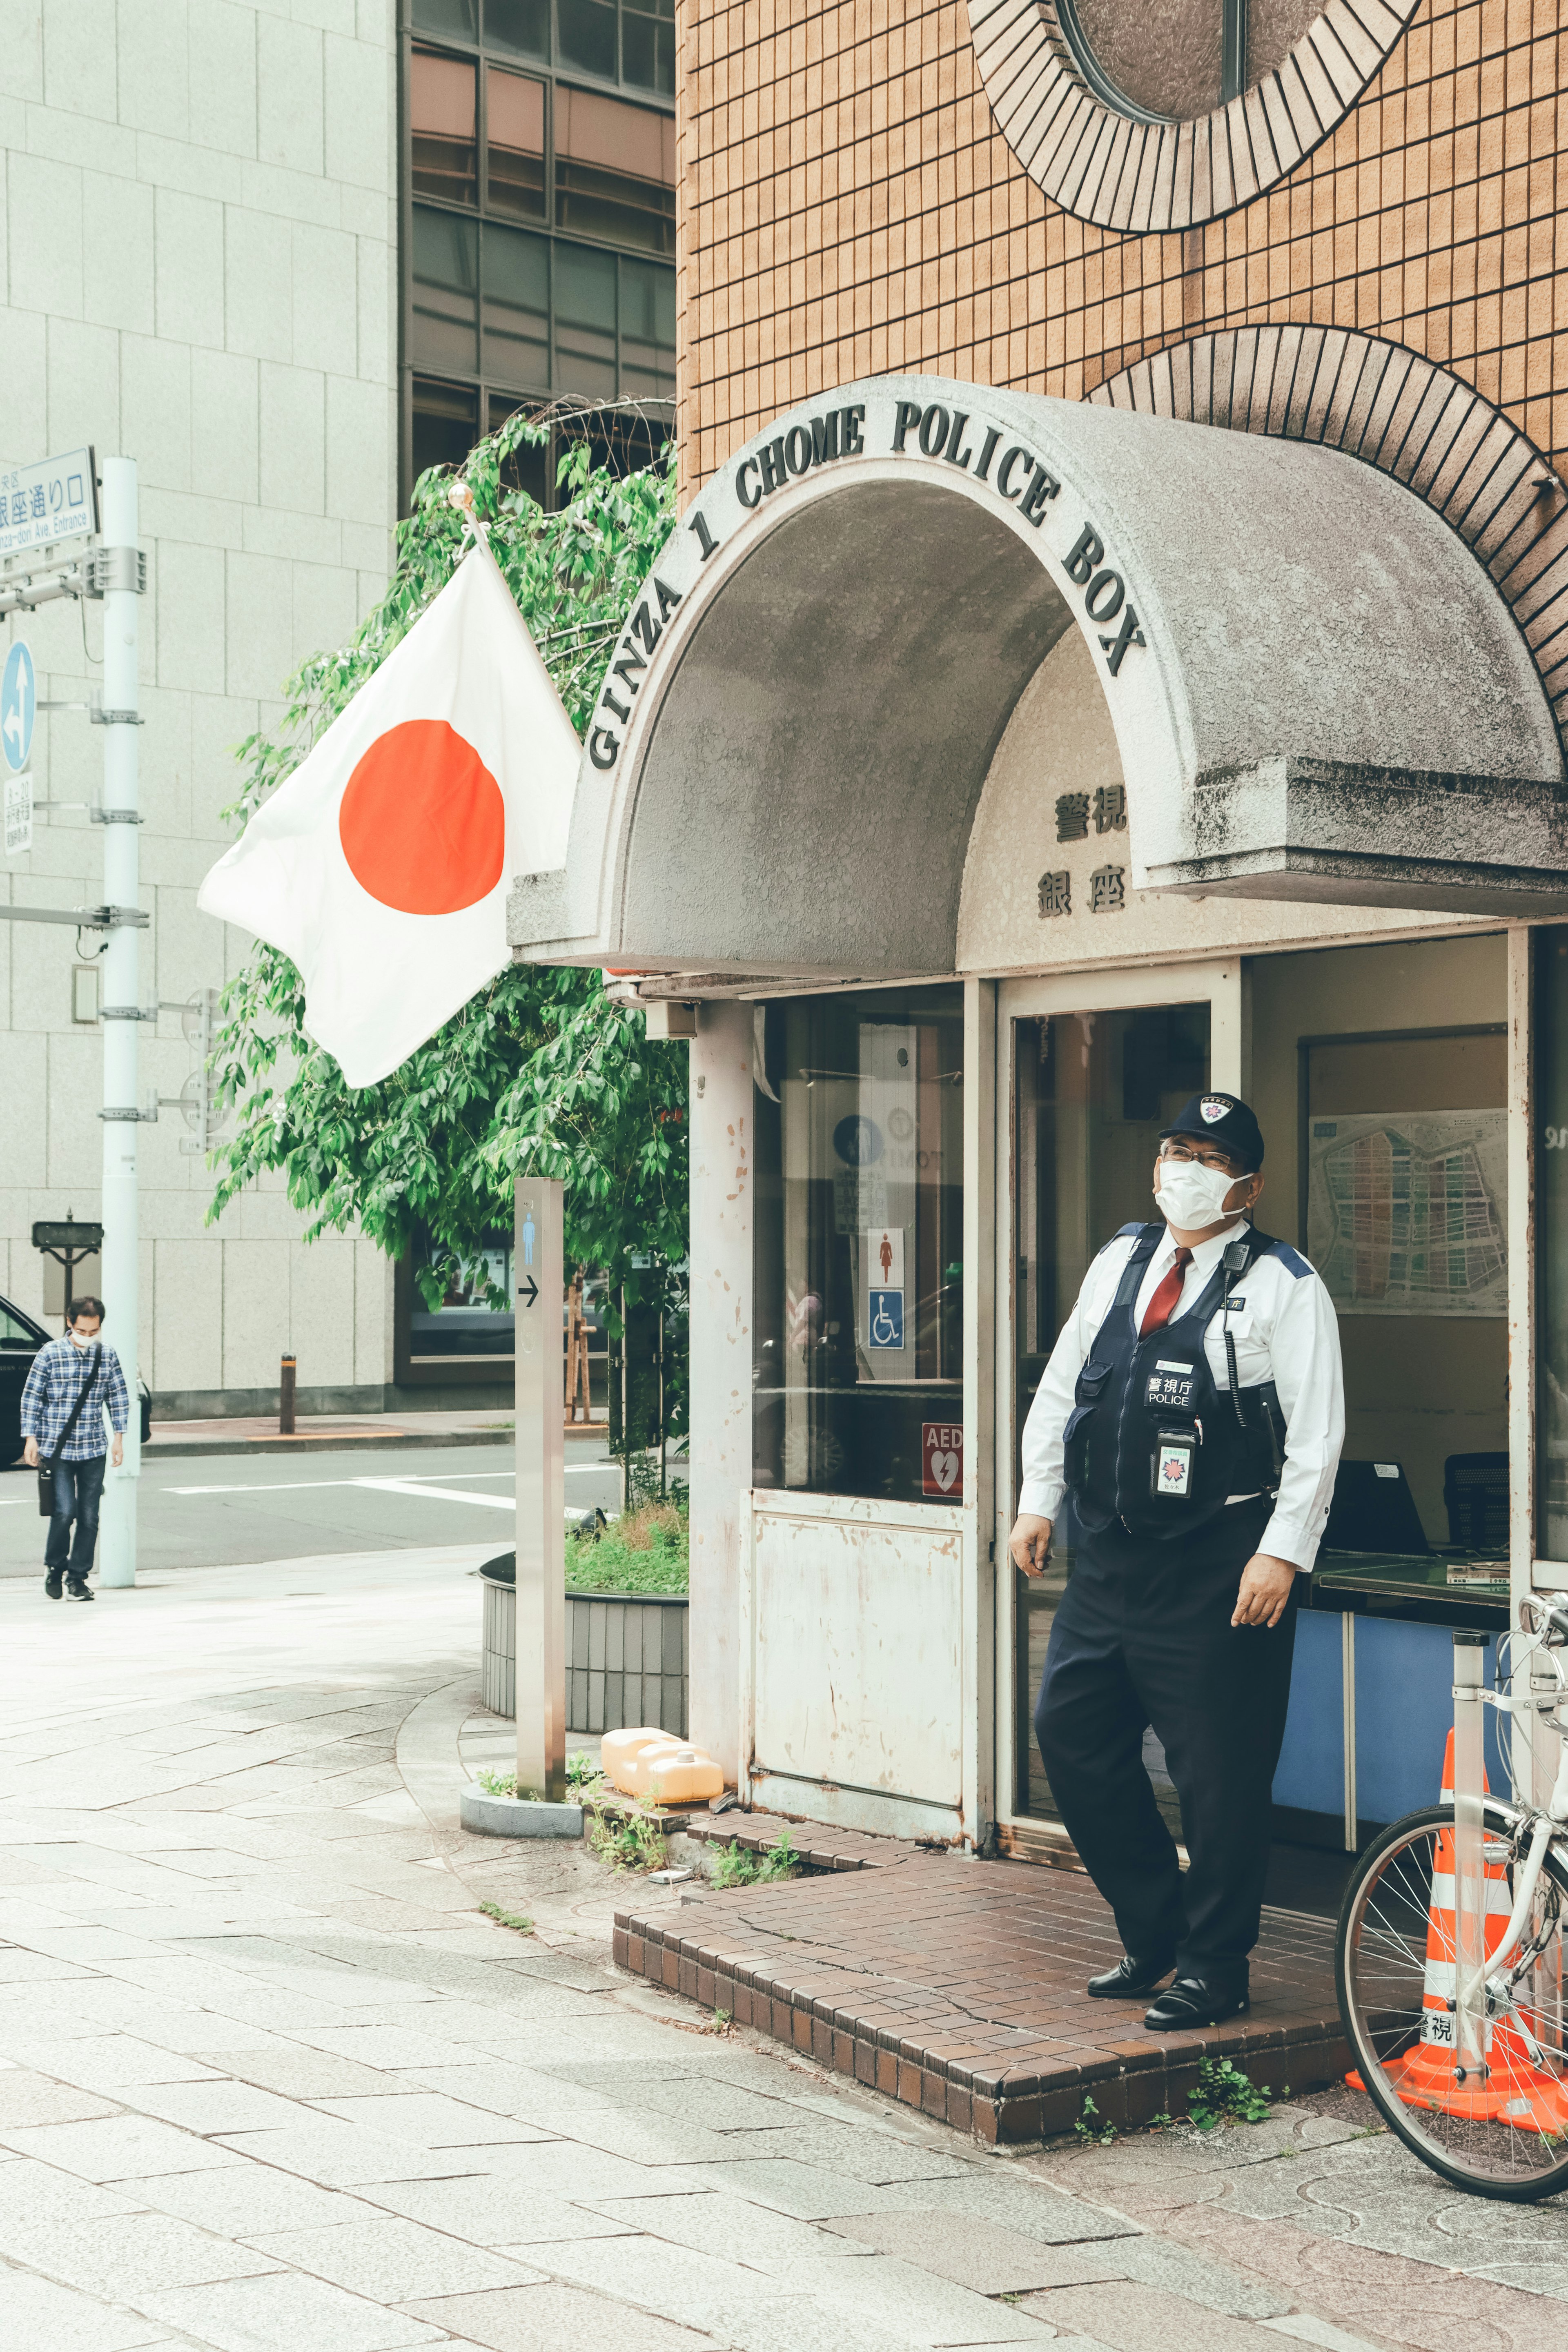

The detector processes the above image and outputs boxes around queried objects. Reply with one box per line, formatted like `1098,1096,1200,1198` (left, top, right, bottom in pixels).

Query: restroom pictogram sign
922,1421,963,1498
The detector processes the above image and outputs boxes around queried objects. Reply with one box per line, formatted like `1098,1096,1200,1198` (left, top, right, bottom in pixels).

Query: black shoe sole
1145,1996,1250,2031
65,1588,94,1602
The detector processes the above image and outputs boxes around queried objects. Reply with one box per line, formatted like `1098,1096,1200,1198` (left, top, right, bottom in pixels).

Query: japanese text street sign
4,772,32,857
0,448,98,564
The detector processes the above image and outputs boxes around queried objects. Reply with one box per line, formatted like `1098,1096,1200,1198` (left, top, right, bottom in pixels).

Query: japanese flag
198,539,577,1087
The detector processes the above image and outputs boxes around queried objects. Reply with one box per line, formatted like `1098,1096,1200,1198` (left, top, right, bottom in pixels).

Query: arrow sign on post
518,1273,539,1309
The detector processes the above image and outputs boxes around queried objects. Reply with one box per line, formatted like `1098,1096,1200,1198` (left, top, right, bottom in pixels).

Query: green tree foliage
206,407,688,1351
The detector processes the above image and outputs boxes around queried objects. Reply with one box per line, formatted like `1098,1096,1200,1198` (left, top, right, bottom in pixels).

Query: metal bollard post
1452,1630,1489,2079
279,1355,296,1437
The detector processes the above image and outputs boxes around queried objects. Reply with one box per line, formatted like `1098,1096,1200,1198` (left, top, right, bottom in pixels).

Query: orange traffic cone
1356,1731,1568,2133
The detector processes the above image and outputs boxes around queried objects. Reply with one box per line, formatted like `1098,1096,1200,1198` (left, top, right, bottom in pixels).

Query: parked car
0,1294,47,1467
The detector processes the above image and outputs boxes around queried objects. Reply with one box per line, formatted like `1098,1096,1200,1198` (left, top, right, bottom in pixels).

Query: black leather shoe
44,1567,63,1599
65,1578,94,1603
1144,1975,1250,2031
1086,1951,1176,1999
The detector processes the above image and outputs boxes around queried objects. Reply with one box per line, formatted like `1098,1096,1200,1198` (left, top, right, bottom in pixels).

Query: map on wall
1306,1111,1508,1317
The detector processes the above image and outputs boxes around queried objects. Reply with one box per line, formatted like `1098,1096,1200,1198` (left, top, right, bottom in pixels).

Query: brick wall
678,0,1566,490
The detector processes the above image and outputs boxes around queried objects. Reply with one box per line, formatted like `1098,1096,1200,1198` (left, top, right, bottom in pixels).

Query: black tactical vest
1064,1223,1285,1543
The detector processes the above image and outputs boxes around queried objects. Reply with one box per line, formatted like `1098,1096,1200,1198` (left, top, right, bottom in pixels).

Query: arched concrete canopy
509,373,1567,982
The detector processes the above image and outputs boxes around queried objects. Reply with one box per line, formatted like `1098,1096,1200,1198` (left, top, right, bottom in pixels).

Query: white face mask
1154,1157,1243,1230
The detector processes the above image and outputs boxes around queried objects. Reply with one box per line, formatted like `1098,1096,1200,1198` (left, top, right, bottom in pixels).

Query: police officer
1009,1092,1344,2030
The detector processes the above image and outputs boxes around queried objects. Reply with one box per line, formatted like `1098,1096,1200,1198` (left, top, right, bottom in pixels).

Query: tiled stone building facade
676,2,1562,488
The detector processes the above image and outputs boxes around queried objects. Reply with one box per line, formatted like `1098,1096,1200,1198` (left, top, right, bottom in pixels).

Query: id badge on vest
1147,1359,1200,1502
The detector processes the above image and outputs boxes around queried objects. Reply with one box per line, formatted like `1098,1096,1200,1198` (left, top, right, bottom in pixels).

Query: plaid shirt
20,1336,130,1460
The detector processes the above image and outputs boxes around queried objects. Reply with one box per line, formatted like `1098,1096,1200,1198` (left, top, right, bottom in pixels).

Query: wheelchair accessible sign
868,1288,904,1349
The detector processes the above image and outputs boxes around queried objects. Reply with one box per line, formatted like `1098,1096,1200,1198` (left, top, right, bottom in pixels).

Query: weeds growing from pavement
585,1796,668,1873
480,1902,534,1935
1074,2095,1117,2145
1185,2058,1282,2131
708,1829,800,1888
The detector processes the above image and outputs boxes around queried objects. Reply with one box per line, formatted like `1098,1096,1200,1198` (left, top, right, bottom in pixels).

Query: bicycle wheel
1337,1802,1568,2201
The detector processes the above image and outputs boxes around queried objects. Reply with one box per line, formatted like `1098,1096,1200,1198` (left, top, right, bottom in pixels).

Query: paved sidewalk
1,1550,1565,2352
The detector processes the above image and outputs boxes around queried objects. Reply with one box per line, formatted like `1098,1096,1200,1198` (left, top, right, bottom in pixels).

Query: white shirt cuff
1018,1478,1065,1521
1260,1510,1319,1573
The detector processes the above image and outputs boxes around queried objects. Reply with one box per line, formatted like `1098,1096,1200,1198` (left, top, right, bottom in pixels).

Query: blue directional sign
1,639,34,775
868,1288,904,1350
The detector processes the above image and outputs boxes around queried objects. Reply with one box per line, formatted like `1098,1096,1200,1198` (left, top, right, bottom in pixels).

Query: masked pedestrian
21,1296,130,1602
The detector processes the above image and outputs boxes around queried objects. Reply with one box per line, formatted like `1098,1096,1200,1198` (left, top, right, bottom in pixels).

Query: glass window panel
753,987,964,1506
410,46,478,206
487,66,546,220
489,394,551,506
553,238,617,394
555,87,675,252
484,0,549,62
481,218,550,389
557,0,617,79
622,0,677,97
410,1229,515,1359
413,0,477,40
617,256,675,397
411,376,480,492
1011,1002,1210,1822
410,206,479,375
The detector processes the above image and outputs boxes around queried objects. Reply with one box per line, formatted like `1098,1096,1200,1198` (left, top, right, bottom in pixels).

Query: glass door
996,962,1241,1833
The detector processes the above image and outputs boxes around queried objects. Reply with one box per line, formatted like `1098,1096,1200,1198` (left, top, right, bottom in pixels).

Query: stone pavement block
0,2112,250,2178
0,1946,98,1980
134,2166,379,2237
402,2279,722,2350
396,2059,620,2116
289,2024,481,2069
2,2209,283,2295
712,2120,971,2183
696,2156,942,2221
120,2079,312,2134
307,2091,555,2147
0,2154,145,2225
823,2168,1140,2245
1022,2279,1281,2348
361,2175,642,2245
591,2188,881,2272
139,2265,450,2350
212,2045,401,2098
0,2261,173,2351
715,2298,934,2352
803,2253,1061,2344
548,2105,757,2165
215,2120,494,2187
0,2069,123,2127
528,2233,815,2333
252,2213,544,2299
821,2208,1121,2291
1115,2230,1292,2317
1262,2318,1392,2352
1,2034,228,2089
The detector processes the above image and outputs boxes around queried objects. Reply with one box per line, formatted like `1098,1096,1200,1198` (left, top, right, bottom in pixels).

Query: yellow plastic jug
601,1729,724,1802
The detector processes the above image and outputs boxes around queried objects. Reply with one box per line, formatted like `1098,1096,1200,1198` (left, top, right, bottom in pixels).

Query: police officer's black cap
1158,1092,1264,1171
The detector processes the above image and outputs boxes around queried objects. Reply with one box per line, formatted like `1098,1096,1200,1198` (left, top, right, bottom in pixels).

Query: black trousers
1034,1497,1296,1996
45,1455,107,1578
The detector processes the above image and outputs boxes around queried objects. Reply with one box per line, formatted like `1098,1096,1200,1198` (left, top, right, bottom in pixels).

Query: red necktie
1139,1246,1193,1337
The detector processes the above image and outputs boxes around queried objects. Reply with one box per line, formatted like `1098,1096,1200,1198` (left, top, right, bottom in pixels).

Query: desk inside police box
1265,1552,1511,1915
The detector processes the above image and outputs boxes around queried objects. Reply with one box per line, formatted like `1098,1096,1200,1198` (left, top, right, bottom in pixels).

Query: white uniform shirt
1018,1218,1345,1572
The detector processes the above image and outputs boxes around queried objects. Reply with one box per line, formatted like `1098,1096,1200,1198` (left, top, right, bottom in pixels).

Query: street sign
2,638,34,771
33,1219,105,1253
4,770,31,856
0,449,98,564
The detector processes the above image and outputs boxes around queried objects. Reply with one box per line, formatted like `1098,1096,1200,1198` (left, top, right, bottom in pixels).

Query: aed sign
922,1421,962,1497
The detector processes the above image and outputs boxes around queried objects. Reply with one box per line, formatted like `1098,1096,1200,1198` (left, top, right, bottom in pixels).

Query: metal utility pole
97,459,141,1588
514,1177,566,1803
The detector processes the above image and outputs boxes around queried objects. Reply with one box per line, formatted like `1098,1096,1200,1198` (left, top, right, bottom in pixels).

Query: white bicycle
1337,1595,1568,2199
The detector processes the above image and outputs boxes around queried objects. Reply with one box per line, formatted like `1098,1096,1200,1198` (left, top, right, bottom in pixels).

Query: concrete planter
480,1555,688,1737
459,1784,583,1838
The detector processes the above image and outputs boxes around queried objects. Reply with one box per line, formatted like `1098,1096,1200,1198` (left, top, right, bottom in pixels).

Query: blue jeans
45,1455,107,1577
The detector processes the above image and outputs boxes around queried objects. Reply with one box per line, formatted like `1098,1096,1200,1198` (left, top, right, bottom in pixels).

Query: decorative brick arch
966,0,1417,232
1091,325,1568,753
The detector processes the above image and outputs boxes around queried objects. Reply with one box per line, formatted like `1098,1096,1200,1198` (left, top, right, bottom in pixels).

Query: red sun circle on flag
338,719,505,915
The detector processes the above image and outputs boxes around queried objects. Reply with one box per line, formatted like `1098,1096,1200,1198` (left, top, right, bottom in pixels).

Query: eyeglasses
1158,1138,1246,1176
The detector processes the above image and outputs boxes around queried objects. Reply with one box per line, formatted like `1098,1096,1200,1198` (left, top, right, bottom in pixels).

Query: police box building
511,1,1568,1891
